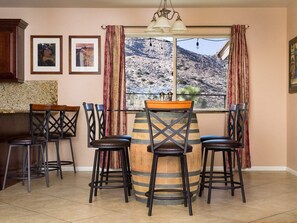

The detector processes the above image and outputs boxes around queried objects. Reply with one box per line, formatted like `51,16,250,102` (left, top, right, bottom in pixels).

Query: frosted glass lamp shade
145,20,157,33
171,19,187,32
154,16,171,29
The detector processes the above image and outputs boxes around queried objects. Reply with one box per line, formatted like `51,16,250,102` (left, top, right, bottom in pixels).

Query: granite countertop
0,80,58,114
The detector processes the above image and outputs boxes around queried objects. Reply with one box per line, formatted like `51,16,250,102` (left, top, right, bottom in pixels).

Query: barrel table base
130,112,201,205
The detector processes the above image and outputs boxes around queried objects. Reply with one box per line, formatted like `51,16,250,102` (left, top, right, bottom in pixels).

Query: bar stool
47,104,66,179
83,102,131,203
144,100,194,216
2,104,50,192
95,104,132,189
200,104,238,186
199,103,248,204
59,105,80,173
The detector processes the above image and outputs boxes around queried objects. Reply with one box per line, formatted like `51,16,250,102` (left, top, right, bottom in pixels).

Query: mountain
125,37,228,109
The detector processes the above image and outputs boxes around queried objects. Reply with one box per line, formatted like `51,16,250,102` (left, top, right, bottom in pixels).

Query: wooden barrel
130,112,201,205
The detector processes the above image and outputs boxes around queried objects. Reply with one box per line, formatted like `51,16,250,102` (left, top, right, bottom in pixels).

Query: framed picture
31,35,63,74
289,36,297,93
69,35,101,74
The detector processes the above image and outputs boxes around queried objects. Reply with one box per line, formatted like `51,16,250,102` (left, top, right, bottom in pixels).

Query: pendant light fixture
145,0,187,33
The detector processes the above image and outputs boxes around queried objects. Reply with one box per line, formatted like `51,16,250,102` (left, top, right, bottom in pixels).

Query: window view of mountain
125,37,228,110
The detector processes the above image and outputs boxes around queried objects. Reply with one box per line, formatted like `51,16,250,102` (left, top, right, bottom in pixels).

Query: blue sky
177,38,229,55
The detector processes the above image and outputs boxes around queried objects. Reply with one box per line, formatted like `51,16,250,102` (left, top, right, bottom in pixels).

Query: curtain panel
103,25,127,168
227,25,251,168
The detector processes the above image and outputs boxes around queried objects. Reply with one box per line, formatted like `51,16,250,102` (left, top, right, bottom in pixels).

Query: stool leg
199,148,209,197
180,156,187,207
227,150,235,196
222,151,228,185
55,141,63,179
123,148,131,196
120,149,129,203
22,146,27,186
236,149,246,203
207,150,215,204
105,151,111,185
124,147,132,190
94,150,102,196
40,144,49,187
89,149,99,203
2,145,12,190
148,154,158,216
68,138,76,173
99,150,107,189
183,155,193,216
27,145,31,193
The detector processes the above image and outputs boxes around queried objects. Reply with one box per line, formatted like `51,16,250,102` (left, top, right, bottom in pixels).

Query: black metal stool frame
2,104,51,192
83,102,131,203
95,104,132,190
145,100,194,216
199,103,248,204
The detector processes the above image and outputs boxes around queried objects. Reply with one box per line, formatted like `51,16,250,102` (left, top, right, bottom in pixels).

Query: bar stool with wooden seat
145,100,194,216
47,104,66,179
83,102,131,203
60,105,80,173
95,104,132,189
2,104,50,192
199,103,248,204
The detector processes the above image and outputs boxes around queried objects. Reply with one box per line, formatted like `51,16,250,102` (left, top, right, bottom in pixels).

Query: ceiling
0,0,292,8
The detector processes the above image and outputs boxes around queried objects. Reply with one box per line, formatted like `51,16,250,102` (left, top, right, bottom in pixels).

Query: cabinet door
0,28,16,80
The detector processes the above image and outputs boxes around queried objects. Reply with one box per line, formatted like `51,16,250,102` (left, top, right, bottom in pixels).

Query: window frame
125,28,231,113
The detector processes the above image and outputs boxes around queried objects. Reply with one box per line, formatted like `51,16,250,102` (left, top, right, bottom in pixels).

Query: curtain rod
101,25,249,30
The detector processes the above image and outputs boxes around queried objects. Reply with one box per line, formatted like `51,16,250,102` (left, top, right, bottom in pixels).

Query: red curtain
227,25,251,168
103,25,127,168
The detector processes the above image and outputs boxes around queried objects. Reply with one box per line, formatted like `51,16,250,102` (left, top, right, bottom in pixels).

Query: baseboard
62,166,289,172
286,167,297,176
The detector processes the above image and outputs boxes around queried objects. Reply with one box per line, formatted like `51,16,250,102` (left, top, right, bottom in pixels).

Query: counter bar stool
145,100,194,216
199,103,248,204
47,104,66,179
60,105,80,173
200,104,238,186
2,104,50,192
83,102,131,203
95,104,132,189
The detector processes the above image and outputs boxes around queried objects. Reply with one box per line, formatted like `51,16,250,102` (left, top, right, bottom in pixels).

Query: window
125,34,229,111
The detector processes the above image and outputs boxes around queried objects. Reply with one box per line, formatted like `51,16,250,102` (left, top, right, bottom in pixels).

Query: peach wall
287,1,297,172
0,7,287,169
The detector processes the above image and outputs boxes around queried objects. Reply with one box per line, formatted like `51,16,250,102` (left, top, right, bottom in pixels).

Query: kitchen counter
0,80,58,113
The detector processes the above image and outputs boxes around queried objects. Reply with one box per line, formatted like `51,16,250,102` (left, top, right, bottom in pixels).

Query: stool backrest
49,105,66,139
62,105,80,138
236,103,248,147
95,104,106,139
83,102,96,147
227,104,238,140
30,104,51,143
145,100,194,155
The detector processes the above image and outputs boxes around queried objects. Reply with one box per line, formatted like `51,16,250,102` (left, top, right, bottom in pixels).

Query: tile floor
1,171,297,223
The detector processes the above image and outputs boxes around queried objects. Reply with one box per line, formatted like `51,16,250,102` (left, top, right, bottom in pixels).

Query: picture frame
69,35,101,74
289,36,297,93
31,35,63,74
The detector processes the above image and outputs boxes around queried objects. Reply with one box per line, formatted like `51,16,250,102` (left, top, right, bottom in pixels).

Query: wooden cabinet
0,19,28,82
